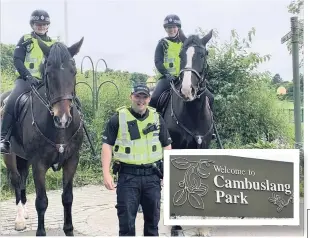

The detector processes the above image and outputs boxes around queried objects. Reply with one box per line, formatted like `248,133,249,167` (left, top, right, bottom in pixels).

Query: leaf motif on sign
193,183,208,196
178,179,185,188
171,157,191,170
173,189,187,206
197,165,210,179
188,193,204,209
171,157,214,210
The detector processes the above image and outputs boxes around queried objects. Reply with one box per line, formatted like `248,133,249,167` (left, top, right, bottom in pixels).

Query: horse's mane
182,35,203,49
39,42,72,78
48,42,72,67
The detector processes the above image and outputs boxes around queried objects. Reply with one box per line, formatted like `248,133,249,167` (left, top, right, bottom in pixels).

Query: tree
129,72,148,84
0,43,15,74
196,27,293,147
272,73,283,84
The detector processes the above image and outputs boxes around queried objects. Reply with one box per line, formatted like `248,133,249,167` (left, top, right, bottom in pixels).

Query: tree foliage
196,27,293,146
0,43,15,74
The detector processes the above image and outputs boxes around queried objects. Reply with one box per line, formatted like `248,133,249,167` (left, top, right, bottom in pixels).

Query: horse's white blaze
15,201,26,231
181,46,195,99
60,114,68,127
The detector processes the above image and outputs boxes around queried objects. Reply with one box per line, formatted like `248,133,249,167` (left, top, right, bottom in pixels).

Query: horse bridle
170,44,208,101
169,44,214,148
31,58,76,116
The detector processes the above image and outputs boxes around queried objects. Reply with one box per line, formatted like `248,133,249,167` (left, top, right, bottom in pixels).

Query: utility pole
291,16,302,149
281,16,302,149
64,0,68,45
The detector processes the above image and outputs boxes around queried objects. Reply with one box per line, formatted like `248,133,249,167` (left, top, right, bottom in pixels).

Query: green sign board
163,149,300,226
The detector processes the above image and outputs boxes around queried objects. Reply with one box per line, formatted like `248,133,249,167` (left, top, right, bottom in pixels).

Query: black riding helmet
29,10,50,25
163,14,181,28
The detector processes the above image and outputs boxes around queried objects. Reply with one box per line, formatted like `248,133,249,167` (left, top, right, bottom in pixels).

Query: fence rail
281,108,304,123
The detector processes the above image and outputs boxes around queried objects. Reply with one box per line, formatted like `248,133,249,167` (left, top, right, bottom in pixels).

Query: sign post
281,17,302,149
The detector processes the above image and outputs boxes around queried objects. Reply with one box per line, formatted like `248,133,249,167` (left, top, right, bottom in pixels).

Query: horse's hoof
36,229,46,236
15,220,26,231
65,231,74,236
171,230,185,237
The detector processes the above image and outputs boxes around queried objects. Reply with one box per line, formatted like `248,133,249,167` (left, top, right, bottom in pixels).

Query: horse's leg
32,162,48,236
3,153,27,231
17,157,30,219
62,154,79,236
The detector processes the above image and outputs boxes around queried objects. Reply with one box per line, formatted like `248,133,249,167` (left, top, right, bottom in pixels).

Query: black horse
157,30,215,236
1,37,85,236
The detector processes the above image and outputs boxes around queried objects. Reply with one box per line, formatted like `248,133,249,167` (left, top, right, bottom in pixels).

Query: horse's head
37,37,84,129
175,30,213,101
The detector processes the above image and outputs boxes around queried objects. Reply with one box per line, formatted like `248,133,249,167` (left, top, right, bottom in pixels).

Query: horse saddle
14,91,31,122
156,89,171,115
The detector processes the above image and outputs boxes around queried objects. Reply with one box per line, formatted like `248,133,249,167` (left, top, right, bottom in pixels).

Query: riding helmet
30,10,50,25
163,14,181,28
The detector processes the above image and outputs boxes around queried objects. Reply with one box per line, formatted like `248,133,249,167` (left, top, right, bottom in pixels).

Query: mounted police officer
0,9,56,154
149,14,183,110
101,83,172,236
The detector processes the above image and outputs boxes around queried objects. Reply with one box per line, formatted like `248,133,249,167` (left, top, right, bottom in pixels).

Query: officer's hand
25,75,39,87
104,173,115,190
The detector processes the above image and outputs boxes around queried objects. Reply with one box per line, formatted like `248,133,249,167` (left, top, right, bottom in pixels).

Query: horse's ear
202,29,213,46
68,37,84,57
37,37,51,57
178,29,187,43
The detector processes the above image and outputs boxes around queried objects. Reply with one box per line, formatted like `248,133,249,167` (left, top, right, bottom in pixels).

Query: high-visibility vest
162,39,183,76
112,106,163,165
19,34,56,78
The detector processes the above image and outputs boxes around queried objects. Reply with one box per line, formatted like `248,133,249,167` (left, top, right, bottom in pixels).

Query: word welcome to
214,165,256,176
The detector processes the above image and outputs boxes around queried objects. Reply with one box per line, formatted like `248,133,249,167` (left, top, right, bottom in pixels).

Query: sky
0,0,302,81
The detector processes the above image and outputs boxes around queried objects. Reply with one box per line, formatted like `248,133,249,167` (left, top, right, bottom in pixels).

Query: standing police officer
101,83,172,236
0,9,56,154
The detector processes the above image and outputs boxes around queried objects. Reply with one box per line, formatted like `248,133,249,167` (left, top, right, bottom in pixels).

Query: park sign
163,149,300,226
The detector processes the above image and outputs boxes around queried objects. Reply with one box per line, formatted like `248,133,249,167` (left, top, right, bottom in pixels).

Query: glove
25,75,39,86
165,74,176,82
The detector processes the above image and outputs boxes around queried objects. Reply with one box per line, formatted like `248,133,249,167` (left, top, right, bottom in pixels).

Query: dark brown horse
1,37,85,236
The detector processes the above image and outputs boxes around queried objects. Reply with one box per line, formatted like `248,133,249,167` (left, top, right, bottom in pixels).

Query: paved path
0,185,304,236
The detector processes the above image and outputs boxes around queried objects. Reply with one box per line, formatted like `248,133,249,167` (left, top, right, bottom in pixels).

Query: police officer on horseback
0,9,56,154
149,14,183,110
101,83,172,236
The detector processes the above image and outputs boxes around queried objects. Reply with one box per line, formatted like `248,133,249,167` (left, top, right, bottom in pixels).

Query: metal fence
281,108,304,123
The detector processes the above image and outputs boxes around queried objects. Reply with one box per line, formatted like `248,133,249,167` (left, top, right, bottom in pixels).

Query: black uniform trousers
115,164,161,236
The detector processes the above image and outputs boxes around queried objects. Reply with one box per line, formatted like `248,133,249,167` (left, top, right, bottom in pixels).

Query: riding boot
0,111,14,154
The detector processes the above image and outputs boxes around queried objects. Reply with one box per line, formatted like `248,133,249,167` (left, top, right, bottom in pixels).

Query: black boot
0,111,14,154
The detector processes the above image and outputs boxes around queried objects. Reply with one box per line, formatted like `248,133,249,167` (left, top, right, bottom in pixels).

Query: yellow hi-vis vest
112,106,163,165
21,34,56,78
163,39,183,76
